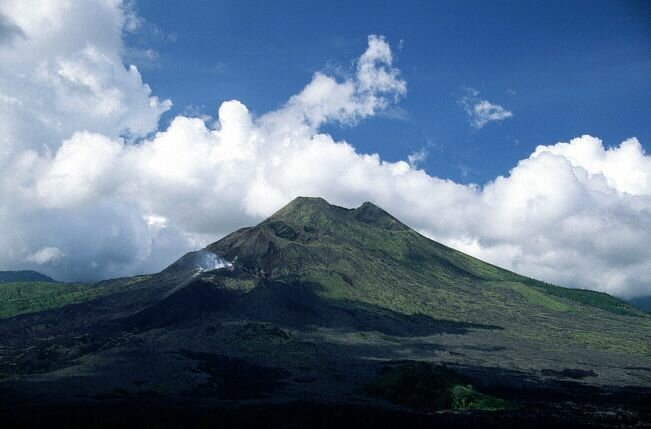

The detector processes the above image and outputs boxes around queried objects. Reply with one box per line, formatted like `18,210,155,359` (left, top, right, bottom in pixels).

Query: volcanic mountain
1,197,650,427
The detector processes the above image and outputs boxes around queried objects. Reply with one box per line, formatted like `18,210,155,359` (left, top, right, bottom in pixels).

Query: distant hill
629,296,651,313
0,270,57,283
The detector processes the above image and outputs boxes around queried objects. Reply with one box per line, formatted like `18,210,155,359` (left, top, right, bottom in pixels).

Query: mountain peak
275,196,332,213
205,197,410,275
268,196,349,227
269,197,407,231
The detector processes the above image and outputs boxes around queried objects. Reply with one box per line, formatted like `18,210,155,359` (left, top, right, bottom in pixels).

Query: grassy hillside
0,282,101,319
0,276,152,319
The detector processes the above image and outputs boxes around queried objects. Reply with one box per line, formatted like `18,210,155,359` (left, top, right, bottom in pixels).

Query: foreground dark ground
2,389,650,429
2,198,650,427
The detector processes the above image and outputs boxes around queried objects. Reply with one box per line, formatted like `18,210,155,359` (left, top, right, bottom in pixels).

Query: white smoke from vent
194,249,232,272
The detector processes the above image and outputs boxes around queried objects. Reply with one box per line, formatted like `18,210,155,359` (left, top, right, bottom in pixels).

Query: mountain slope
1,197,650,426
208,197,645,343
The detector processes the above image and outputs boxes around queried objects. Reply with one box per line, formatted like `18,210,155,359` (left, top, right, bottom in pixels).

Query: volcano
1,197,650,427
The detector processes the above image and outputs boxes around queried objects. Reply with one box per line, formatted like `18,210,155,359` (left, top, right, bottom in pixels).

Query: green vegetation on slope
0,282,97,319
520,278,643,317
0,276,152,319
568,331,651,356
496,282,571,312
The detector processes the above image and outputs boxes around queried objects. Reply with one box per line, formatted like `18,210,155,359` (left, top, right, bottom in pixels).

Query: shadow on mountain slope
123,276,500,338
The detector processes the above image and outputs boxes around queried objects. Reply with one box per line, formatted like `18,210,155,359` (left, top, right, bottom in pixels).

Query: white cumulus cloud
0,1,650,299
0,0,170,164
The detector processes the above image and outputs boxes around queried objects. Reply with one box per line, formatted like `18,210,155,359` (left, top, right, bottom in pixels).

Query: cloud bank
1,1,650,297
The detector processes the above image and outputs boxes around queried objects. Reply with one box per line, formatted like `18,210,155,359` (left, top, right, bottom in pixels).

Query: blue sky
129,0,651,184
